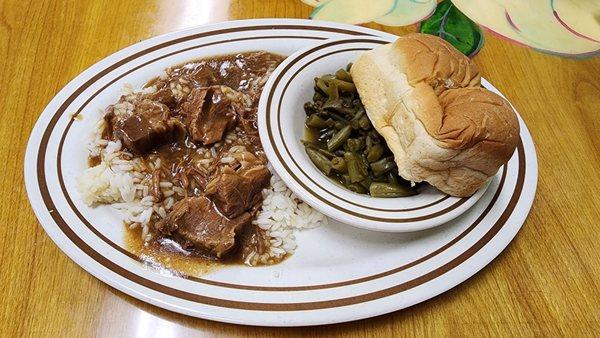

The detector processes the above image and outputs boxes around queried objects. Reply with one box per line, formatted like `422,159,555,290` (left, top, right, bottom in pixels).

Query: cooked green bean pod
347,183,367,194
302,141,336,159
306,148,333,175
387,172,399,185
331,157,347,173
359,177,372,190
370,157,396,177
315,78,329,94
304,102,320,115
327,125,352,151
358,115,372,130
345,152,368,183
328,112,349,124
366,144,385,162
331,79,356,93
346,138,365,152
306,114,329,128
369,182,417,198
335,69,353,82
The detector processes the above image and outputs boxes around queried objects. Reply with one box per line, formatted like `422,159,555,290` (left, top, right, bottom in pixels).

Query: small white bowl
258,36,491,232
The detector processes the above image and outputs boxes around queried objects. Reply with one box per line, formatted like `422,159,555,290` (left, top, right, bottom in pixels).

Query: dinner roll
351,33,519,197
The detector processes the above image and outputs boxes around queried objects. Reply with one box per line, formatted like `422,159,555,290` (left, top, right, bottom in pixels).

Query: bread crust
351,33,519,197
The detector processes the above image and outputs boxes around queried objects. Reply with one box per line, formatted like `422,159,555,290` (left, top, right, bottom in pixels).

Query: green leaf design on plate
419,0,483,57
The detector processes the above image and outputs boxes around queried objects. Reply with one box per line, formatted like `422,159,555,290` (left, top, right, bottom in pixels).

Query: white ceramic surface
24,19,538,327
258,36,491,232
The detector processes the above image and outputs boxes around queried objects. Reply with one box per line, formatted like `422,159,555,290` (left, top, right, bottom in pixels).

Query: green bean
328,112,349,124
366,144,384,162
346,63,353,72
345,152,367,183
331,79,356,93
359,177,372,190
349,109,365,129
331,157,347,173
358,115,372,130
387,172,399,185
370,157,396,177
315,78,329,94
322,101,356,116
369,182,417,197
322,98,342,111
347,183,367,194
312,91,325,102
306,148,333,175
333,121,345,130
347,138,365,152
327,125,352,151
305,114,329,128
325,82,339,100
302,141,336,159
352,98,364,109
303,102,320,116
335,69,353,82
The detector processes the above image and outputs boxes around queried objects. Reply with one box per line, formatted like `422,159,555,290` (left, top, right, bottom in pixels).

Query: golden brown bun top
391,33,481,94
391,34,519,157
437,87,519,153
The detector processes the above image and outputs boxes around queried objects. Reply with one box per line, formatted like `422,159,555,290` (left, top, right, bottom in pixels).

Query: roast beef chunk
102,108,119,140
239,224,271,265
205,165,271,219
155,196,251,258
180,86,239,145
114,100,185,154
190,66,218,87
147,86,177,109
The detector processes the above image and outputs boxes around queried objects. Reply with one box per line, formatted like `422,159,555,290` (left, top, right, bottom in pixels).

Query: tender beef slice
114,100,185,154
190,66,218,87
239,224,271,264
102,108,118,140
154,196,252,258
146,86,177,109
205,165,271,219
180,86,239,145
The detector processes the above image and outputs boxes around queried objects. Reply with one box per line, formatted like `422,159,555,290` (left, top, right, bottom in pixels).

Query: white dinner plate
258,36,491,232
24,19,538,327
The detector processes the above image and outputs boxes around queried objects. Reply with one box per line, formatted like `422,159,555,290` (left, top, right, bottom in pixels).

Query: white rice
247,170,327,265
77,81,327,266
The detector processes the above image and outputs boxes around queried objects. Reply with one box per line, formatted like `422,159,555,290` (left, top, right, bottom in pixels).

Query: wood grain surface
1,0,599,336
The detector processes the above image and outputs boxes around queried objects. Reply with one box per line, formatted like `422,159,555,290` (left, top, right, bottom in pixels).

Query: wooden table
1,0,599,336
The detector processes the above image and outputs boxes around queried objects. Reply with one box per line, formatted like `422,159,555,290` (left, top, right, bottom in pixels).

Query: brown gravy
108,51,286,271
124,226,218,276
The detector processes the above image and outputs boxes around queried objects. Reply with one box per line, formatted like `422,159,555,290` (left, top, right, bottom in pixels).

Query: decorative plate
24,19,537,327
